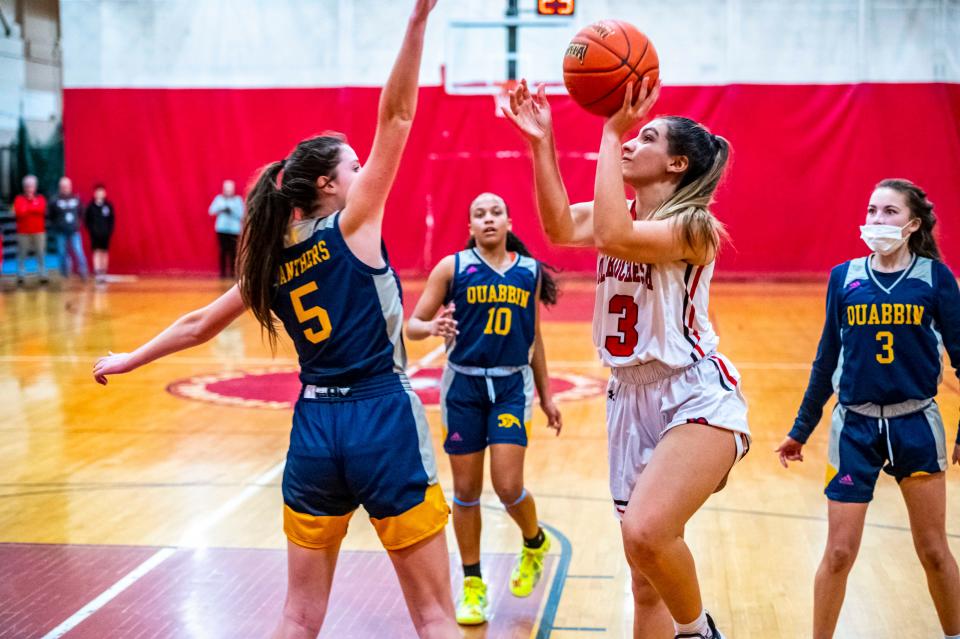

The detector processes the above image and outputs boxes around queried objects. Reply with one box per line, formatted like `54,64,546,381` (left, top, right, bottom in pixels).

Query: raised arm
93,285,247,384
339,0,436,252
406,255,457,341
502,80,594,247
589,80,706,267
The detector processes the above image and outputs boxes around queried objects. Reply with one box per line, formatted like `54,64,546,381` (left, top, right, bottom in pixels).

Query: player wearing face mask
776,179,960,639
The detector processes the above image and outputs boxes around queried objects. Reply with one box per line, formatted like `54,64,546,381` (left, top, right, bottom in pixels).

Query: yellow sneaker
510,530,551,597
456,576,489,625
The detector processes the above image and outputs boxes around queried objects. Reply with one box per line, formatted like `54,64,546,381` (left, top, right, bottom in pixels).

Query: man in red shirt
12,174,48,284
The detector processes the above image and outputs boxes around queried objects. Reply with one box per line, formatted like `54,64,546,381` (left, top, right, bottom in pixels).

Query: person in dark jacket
85,184,115,283
49,177,89,280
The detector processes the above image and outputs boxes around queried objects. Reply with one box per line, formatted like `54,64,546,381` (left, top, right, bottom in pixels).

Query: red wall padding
63,84,960,276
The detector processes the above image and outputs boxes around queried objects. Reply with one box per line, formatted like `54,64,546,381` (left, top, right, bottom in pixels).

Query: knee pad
501,487,528,508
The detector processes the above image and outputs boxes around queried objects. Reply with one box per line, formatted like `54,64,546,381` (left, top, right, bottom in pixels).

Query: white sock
674,609,710,637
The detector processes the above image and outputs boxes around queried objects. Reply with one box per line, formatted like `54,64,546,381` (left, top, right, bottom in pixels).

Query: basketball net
493,80,518,118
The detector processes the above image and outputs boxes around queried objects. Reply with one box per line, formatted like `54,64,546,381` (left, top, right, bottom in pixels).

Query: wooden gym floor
0,277,957,638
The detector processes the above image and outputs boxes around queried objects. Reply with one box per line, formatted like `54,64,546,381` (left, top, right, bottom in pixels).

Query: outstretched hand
603,77,661,138
775,436,804,468
501,80,554,143
93,351,135,385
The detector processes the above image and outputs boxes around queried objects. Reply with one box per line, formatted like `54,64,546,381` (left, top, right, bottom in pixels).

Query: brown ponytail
653,116,732,257
237,134,346,349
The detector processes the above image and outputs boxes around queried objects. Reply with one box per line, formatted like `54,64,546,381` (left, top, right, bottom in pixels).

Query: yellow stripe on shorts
370,483,450,551
283,505,354,549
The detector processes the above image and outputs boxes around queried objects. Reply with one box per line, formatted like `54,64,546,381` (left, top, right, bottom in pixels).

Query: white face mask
860,223,910,256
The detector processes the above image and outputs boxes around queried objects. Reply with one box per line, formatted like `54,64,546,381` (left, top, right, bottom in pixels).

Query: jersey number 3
875,331,894,364
605,295,639,357
291,282,332,344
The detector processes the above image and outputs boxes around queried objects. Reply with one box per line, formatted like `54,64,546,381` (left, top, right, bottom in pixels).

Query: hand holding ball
563,20,660,117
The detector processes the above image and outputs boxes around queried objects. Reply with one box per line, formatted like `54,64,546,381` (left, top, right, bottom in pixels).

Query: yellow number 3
290,282,332,344
876,331,894,364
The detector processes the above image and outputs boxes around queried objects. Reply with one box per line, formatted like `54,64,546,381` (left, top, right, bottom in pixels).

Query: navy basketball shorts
825,402,948,503
439,366,534,455
282,374,449,551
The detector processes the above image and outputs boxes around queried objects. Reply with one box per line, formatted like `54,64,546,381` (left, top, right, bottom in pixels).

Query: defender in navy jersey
778,179,960,639
92,3,463,636
407,192,561,626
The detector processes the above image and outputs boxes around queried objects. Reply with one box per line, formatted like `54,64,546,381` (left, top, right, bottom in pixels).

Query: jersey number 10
291,282,333,344
484,307,513,335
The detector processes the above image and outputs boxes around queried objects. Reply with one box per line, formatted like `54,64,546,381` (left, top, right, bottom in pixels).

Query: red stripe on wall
63,84,960,275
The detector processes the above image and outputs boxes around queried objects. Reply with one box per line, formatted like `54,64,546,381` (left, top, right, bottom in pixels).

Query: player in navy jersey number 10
92,2,464,638
407,192,562,626
777,179,960,639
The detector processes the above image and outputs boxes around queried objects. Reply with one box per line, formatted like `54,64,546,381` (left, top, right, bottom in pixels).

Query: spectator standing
49,177,89,280
12,174,48,285
85,184,115,284
208,179,243,278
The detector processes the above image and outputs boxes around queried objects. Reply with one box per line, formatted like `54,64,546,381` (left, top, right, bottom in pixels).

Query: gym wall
60,0,960,275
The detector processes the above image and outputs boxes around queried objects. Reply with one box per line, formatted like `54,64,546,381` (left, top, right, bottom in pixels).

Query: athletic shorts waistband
300,372,411,402
611,359,694,386
845,398,933,419
446,362,529,378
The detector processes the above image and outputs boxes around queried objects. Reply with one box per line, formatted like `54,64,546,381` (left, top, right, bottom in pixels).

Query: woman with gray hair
12,174,48,285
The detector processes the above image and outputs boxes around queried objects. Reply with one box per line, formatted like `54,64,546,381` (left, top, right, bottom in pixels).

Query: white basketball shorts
607,352,750,519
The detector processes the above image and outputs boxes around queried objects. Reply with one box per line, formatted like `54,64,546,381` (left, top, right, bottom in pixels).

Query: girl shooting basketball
92,2,461,638
503,78,748,639
406,192,562,625
777,179,960,639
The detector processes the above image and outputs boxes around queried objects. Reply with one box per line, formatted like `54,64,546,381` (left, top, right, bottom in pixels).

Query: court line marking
178,460,285,548
531,491,960,539
536,520,574,639
40,547,177,639
39,460,285,638
474,503,572,639
37,345,447,637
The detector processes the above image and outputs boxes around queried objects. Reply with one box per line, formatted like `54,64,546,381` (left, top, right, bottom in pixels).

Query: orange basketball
563,20,660,117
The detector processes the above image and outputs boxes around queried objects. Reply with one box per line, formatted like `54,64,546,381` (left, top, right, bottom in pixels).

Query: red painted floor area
1,544,555,638
0,544,161,639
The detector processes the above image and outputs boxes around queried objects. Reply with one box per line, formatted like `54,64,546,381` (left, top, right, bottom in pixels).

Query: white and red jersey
592,203,719,369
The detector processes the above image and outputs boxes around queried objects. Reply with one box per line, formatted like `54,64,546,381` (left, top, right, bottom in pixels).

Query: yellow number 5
876,331,894,364
290,282,332,344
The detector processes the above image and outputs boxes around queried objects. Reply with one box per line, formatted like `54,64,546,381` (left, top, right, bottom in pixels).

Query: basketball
562,20,660,117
